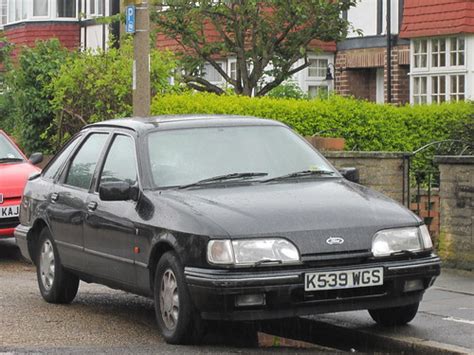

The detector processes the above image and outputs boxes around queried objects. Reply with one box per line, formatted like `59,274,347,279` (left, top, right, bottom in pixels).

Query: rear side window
65,133,108,190
99,135,137,186
43,136,81,180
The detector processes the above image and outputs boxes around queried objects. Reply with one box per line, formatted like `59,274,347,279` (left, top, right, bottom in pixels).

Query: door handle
87,201,98,212
51,192,59,203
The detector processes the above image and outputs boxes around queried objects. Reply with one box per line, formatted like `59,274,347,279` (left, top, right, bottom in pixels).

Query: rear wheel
36,228,79,304
368,302,419,326
154,251,205,344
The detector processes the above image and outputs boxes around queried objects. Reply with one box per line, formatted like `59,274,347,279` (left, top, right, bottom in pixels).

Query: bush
3,40,69,154
267,82,309,99
49,39,178,147
151,93,473,152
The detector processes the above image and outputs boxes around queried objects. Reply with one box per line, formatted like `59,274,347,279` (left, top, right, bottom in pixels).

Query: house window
0,0,7,25
450,38,465,66
411,36,467,104
413,77,427,104
229,61,237,81
431,76,446,103
202,63,224,83
431,39,446,67
308,85,328,99
57,0,76,18
9,0,27,22
34,0,49,17
89,0,104,16
413,40,427,68
308,59,328,78
450,75,465,101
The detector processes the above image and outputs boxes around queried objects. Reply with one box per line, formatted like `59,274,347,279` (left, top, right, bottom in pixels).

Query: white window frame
308,58,328,78
56,0,78,19
410,35,468,104
202,61,226,85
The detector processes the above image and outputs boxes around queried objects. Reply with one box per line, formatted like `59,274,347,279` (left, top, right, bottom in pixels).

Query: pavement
1,237,473,354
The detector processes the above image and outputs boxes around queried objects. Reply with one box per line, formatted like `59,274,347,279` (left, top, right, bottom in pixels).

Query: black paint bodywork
15,116,440,320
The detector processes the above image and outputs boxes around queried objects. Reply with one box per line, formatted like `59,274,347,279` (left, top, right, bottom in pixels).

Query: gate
403,140,473,246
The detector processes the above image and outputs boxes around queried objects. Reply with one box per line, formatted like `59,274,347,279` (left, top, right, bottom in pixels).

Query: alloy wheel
160,269,180,330
39,239,55,291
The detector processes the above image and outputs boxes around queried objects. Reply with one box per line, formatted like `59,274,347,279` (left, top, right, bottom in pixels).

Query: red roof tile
400,0,474,38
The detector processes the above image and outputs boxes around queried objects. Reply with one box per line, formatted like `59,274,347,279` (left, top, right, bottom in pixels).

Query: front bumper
185,255,441,321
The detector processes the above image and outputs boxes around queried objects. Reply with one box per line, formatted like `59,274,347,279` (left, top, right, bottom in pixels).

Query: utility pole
129,1,150,117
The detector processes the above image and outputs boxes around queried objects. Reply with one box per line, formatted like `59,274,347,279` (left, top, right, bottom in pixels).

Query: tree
49,39,178,147
152,0,356,96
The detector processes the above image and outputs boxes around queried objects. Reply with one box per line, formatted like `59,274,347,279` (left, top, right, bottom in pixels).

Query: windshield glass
0,133,23,161
147,125,336,188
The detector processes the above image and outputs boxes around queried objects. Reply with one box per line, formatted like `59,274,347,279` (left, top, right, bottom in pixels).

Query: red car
0,130,42,238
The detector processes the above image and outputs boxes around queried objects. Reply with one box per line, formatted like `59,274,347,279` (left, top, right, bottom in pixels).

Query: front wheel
36,228,79,304
368,302,419,326
154,251,205,344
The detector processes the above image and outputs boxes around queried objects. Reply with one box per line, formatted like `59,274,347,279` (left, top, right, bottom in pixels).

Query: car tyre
154,251,205,344
368,302,419,326
36,228,79,304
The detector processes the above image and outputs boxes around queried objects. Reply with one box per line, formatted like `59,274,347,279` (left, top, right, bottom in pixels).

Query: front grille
0,217,20,229
301,250,373,268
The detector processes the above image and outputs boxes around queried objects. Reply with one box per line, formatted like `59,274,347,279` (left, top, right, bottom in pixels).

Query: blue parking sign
126,5,136,34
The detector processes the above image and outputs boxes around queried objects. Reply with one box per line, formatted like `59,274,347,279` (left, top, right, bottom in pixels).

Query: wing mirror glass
99,182,139,201
29,152,43,165
339,167,360,183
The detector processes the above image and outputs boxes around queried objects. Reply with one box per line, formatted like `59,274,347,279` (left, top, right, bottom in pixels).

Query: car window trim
92,131,142,195
59,130,112,192
42,134,83,182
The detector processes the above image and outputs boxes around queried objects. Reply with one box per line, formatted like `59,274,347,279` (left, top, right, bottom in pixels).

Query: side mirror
29,152,43,165
339,167,360,183
99,182,138,202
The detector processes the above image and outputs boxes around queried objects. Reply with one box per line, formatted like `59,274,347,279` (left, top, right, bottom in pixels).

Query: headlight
207,238,300,266
372,227,424,257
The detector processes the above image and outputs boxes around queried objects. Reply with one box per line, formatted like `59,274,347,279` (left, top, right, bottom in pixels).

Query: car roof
84,115,286,134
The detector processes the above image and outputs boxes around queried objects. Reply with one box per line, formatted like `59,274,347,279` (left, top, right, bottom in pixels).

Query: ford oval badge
326,237,344,245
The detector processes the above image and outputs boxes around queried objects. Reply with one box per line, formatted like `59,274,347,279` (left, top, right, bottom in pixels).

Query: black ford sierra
15,116,440,344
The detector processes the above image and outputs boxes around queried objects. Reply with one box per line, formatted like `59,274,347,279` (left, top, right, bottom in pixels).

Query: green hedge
151,93,473,152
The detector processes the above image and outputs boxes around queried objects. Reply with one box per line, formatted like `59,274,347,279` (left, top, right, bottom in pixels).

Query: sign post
125,0,150,118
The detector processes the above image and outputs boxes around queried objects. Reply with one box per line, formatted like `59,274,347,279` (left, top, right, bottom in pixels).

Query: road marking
442,316,474,325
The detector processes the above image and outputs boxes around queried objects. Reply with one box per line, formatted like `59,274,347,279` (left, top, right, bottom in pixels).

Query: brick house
400,0,474,104
1,0,120,55
156,27,336,99
1,1,472,103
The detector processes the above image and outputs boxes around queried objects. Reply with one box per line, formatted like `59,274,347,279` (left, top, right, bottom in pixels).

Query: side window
99,135,137,186
65,133,108,190
43,135,81,180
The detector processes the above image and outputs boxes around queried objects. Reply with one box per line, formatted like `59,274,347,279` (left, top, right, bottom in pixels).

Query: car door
48,132,109,271
83,133,139,286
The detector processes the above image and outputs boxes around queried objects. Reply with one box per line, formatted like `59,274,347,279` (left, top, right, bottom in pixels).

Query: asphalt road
0,239,329,354
1,238,472,354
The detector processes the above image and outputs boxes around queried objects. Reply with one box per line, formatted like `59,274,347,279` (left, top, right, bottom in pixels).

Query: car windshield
0,133,23,162
147,125,336,188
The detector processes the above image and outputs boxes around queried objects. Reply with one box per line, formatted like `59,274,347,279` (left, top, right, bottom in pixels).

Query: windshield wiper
178,172,268,189
262,169,335,183
0,157,23,163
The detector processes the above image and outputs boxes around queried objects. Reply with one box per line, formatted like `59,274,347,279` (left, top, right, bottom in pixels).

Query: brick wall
434,156,473,271
322,151,406,204
4,22,80,57
335,45,410,105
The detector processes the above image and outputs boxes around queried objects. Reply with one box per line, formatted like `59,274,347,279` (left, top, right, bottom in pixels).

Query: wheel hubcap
160,269,179,330
39,239,55,291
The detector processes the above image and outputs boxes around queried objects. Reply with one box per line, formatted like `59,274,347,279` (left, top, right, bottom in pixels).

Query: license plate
0,205,20,219
304,267,383,291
